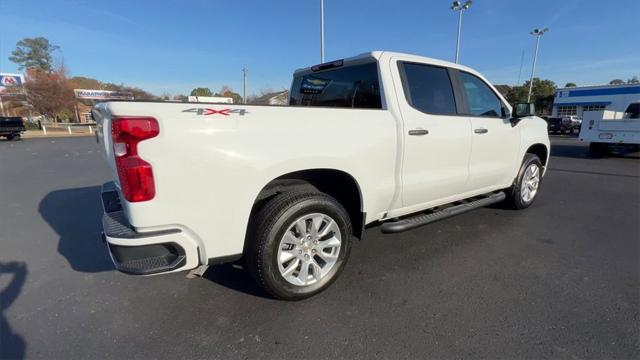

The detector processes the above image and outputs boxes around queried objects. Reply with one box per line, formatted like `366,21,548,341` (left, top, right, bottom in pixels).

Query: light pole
451,0,472,64
320,0,325,63
242,67,247,104
527,27,549,103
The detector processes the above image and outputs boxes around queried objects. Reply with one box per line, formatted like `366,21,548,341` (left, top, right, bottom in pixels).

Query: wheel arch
525,143,549,168
245,169,366,245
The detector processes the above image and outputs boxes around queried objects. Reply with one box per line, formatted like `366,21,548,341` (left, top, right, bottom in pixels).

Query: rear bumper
0,128,24,135
101,182,200,275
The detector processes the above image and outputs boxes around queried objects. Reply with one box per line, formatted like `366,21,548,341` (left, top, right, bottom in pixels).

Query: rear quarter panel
101,102,398,260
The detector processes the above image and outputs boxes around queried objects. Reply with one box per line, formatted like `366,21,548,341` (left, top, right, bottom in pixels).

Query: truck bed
93,101,398,261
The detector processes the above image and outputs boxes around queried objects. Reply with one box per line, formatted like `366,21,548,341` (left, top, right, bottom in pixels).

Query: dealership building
552,84,640,118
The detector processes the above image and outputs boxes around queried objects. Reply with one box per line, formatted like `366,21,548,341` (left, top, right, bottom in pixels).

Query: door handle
474,128,488,134
408,129,429,136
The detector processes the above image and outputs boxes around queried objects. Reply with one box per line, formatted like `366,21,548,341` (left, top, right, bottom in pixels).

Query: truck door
393,60,472,210
455,71,518,190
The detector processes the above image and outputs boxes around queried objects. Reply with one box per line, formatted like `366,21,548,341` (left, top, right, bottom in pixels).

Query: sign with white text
74,89,134,100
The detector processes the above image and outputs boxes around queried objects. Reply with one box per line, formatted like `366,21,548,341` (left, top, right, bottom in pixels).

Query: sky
1,0,638,97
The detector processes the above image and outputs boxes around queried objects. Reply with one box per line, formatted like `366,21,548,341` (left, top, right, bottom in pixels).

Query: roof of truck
293,51,478,76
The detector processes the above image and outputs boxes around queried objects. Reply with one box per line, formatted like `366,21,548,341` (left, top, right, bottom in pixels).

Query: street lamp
527,27,549,102
451,0,472,64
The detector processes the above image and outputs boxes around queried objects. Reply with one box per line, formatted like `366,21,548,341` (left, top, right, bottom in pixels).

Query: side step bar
380,191,506,234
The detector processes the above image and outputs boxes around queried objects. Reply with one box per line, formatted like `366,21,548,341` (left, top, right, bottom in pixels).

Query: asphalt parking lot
1,135,638,359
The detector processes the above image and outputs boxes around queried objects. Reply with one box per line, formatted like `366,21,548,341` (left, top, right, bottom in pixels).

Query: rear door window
289,62,382,109
399,62,457,115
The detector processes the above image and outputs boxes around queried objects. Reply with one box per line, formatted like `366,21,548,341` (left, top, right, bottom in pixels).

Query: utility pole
451,1,472,64
320,0,325,63
527,28,549,103
242,67,247,104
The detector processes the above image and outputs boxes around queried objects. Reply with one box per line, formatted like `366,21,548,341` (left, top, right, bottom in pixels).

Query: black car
544,116,572,134
0,117,26,140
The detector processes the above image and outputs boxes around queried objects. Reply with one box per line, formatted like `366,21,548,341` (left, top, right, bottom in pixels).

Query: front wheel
505,154,543,210
246,191,352,300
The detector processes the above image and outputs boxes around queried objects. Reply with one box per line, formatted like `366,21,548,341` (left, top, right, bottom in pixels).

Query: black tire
589,142,608,155
245,191,352,300
505,154,543,210
6,134,14,141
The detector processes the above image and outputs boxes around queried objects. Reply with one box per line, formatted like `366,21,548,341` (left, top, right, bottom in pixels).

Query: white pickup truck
94,51,550,300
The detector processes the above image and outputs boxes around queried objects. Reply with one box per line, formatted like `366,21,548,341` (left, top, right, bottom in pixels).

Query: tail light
111,117,159,202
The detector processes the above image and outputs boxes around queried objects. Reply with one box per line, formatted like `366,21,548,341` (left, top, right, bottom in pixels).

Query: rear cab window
0,117,24,126
289,62,382,109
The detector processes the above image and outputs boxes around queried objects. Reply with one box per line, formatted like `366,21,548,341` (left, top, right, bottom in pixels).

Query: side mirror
513,103,535,118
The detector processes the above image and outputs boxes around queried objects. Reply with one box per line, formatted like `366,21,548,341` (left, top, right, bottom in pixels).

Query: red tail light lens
111,117,159,202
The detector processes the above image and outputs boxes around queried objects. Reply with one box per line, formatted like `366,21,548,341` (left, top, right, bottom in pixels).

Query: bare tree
23,65,76,122
215,85,243,104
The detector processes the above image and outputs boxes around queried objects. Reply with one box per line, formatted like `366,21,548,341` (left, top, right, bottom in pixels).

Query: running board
380,191,506,234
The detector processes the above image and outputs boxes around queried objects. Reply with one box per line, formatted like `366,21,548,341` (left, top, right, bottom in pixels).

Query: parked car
545,117,572,134
562,115,582,133
93,51,550,300
0,117,26,140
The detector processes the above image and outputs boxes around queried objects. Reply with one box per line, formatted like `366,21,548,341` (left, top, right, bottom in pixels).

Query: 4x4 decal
182,108,248,116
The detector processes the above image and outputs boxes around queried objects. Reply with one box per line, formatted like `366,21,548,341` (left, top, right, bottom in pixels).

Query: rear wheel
505,154,543,210
246,191,352,300
589,142,608,155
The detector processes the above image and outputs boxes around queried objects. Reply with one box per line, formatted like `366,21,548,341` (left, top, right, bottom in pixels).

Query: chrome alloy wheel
520,163,541,202
277,213,342,286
